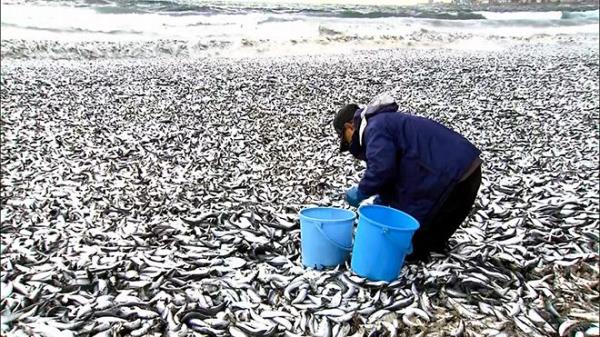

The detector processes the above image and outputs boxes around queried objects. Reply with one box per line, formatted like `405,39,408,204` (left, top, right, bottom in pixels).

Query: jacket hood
353,91,399,123
349,100,399,159
352,102,398,123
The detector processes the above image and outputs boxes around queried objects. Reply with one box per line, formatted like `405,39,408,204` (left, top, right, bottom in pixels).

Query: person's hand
345,186,367,207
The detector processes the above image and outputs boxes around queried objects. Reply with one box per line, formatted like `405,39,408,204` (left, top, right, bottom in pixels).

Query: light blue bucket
299,207,356,269
351,205,420,281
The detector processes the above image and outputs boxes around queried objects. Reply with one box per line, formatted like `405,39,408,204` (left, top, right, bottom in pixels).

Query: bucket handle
315,222,352,251
381,227,413,255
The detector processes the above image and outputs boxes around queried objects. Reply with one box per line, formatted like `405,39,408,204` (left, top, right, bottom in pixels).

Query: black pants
410,165,482,256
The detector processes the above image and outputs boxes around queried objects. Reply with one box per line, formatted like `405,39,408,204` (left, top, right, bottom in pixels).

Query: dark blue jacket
350,104,481,225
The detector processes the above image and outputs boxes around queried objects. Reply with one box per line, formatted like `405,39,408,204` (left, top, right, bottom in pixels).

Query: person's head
333,103,359,152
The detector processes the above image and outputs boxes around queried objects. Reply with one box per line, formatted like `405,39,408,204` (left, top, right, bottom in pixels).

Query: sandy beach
1,41,598,336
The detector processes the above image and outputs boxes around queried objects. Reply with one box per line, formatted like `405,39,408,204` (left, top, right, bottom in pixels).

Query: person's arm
358,127,397,196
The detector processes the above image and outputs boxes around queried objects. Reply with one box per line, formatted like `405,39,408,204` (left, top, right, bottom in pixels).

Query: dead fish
1,44,598,337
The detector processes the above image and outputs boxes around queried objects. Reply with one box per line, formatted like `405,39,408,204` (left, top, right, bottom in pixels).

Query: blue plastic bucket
299,207,356,269
351,205,420,281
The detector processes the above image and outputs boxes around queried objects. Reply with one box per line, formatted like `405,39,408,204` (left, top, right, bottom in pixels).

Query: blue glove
346,186,367,207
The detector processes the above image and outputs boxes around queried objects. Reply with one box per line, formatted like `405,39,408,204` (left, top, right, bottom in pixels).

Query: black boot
405,249,431,264
430,242,451,255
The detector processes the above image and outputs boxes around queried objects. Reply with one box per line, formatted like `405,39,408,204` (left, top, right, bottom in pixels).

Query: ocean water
1,0,598,59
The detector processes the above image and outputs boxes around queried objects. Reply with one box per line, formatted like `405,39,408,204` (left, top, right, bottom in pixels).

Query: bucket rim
357,205,420,231
299,207,356,223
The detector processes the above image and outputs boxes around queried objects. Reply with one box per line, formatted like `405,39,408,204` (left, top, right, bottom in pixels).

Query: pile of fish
1,45,598,337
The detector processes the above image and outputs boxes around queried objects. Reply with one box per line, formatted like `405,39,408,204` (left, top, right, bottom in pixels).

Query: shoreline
1,32,598,61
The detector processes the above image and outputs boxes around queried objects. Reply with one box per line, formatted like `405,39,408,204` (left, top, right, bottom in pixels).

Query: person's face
343,122,354,146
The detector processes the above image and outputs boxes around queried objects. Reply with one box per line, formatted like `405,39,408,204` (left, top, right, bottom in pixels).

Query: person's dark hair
333,103,359,152
333,103,359,136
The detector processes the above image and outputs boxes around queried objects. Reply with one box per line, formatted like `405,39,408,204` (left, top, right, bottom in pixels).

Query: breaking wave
561,9,600,20
1,0,598,60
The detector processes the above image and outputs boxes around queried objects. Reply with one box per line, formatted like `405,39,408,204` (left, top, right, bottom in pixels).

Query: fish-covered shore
1,44,599,337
